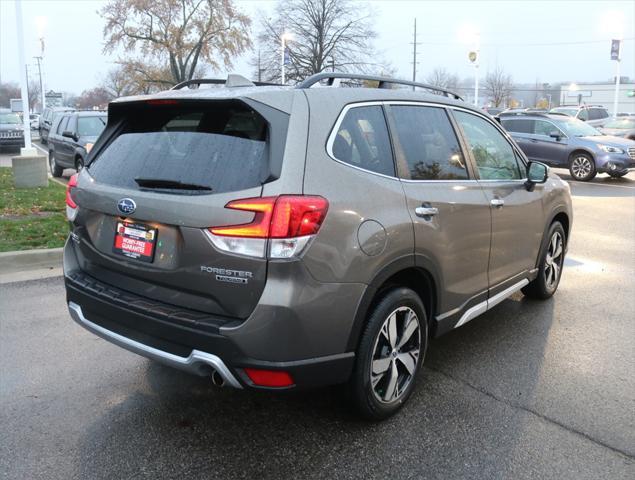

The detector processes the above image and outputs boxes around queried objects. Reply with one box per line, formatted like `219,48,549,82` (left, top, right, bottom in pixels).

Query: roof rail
295,73,463,100
498,111,554,118
172,74,282,90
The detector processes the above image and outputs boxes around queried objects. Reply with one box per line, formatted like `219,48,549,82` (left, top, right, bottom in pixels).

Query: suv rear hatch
69,98,289,319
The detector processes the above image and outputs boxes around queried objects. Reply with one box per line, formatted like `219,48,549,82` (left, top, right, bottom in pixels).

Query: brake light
65,174,79,221
210,196,328,239
244,368,294,388
206,195,328,259
146,99,179,105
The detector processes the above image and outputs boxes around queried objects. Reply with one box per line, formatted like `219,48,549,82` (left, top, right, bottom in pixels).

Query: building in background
558,81,635,114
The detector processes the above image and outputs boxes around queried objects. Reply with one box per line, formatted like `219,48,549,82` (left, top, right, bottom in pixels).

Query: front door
452,109,545,290
531,119,569,167
387,104,492,317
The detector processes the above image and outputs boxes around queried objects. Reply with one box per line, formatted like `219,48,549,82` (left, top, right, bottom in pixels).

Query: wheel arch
568,148,595,164
346,256,440,351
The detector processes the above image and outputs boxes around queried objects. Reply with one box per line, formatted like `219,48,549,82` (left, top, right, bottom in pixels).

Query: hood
599,128,634,138
0,123,24,132
580,134,635,148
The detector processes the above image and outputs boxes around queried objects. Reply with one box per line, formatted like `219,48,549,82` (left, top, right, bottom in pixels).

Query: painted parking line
33,143,48,156
567,181,635,190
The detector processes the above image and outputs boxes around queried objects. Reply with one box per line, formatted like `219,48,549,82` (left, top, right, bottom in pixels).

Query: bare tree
252,0,382,83
27,79,41,112
77,87,114,110
425,67,459,91
484,67,514,108
0,82,21,109
101,0,251,87
101,65,132,98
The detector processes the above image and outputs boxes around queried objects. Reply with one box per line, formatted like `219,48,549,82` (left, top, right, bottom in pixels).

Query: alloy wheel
544,231,564,290
370,306,421,404
571,156,592,180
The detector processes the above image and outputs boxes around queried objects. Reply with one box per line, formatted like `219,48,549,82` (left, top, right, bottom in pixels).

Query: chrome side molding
68,302,242,389
454,279,529,329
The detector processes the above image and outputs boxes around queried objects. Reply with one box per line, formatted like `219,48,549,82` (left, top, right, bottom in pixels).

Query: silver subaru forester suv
64,73,572,419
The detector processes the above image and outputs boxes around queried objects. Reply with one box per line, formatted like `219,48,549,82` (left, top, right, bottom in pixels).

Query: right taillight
66,173,79,220
206,195,329,259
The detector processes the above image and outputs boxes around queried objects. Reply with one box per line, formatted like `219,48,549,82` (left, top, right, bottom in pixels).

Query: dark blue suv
501,113,635,181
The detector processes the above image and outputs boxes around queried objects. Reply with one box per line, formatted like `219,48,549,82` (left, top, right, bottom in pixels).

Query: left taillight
66,173,79,220
206,195,329,259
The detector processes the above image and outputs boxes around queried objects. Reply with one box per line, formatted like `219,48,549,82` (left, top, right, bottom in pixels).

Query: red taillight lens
244,368,294,388
66,174,78,209
209,195,328,239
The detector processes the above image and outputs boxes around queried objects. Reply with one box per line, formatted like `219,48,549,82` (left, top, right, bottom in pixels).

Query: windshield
77,116,107,137
0,113,21,125
557,117,601,137
550,108,578,117
604,119,635,129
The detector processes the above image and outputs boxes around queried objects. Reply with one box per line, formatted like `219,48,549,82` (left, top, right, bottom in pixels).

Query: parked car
64,73,572,419
29,113,40,130
0,109,24,151
549,105,610,128
48,111,107,176
599,118,635,140
483,107,502,116
501,112,635,180
39,106,74,144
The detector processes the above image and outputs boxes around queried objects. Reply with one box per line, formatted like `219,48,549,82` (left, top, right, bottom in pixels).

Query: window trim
325,101,399,181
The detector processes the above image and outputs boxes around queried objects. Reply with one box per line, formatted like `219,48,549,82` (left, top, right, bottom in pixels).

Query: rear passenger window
56,116,69,134
391,106,468,180
330,106,395,177
501,119,534,134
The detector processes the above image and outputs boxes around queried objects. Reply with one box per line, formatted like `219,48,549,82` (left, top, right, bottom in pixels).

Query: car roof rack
172,74,281,90
498,111,555,118
295,73,463,100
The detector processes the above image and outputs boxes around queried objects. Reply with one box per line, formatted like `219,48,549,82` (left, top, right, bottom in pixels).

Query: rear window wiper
134,178,212,191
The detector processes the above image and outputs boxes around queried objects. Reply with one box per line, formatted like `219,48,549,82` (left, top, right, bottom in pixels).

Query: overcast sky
1,0,634,95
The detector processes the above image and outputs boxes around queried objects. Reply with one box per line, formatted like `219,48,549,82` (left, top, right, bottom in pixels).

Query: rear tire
49,150,63,178
569,153,596,182
74,156,84,172
522,222,566,300
349,287,428,420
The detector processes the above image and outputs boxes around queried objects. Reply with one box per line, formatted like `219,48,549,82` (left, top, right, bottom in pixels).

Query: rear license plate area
113,221,157,263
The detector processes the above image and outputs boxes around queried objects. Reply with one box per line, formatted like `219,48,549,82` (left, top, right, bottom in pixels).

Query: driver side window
454,111,523,180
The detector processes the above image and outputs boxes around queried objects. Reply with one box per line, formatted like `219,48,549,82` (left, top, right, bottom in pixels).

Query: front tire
350,288,428,420
569,153,596,181
49,150,63,177
522,222,566,300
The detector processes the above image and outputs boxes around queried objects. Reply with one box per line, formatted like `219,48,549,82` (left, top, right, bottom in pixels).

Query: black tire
568,153,596,182
522,222,566,300
49,150,63,177
350,287,428,420
74,156,84,172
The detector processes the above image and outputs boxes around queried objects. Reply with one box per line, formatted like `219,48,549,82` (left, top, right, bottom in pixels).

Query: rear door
531,119,568,166
388,103,492,316
72,99,289,319
452,109,545,290
57,115,76,166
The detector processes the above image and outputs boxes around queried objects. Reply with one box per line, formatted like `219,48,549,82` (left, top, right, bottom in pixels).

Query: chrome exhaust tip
211,369,225,387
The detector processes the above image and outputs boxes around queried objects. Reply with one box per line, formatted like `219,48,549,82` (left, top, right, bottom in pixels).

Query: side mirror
549,131,561,140
62,130,78,141
525,161,549,191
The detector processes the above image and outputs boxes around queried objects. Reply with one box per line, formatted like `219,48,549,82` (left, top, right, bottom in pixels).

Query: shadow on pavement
74,295,572,480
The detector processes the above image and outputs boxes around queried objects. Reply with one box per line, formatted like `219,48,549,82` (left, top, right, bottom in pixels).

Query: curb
0,248,63,283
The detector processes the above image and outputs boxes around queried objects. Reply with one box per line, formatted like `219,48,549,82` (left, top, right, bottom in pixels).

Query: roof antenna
226,74,255,88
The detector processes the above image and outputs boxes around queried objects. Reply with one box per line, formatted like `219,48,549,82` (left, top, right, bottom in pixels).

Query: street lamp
458,23,480,106
34,16,47,112
280,32,293,84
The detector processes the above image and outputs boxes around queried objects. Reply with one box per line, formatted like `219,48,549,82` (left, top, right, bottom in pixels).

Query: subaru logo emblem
117,198,136,215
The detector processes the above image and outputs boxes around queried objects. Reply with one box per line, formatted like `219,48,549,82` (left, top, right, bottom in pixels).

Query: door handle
415,206,439,217
490,198,504,208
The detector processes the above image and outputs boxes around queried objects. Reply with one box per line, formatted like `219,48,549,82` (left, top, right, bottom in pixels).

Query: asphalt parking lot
1,169,634,479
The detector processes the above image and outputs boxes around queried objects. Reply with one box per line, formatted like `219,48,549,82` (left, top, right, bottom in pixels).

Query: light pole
14,0,32,152
35,16,47,112
280,32,293,84
459,24,480,106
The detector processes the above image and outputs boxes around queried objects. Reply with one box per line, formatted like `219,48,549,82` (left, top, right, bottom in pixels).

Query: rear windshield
88,101,269,194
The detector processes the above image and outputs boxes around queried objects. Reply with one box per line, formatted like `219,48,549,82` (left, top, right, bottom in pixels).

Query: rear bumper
64,240,359,390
